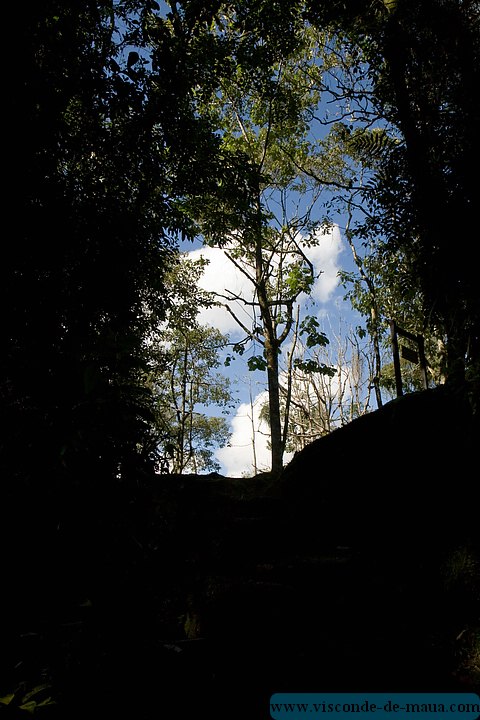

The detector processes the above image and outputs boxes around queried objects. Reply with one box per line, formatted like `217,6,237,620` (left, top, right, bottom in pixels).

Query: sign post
390,320,429,397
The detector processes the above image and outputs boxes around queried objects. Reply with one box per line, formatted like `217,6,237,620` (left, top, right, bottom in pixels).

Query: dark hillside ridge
4,386,477,719
265,385,479,699
280,385,478,552
141,385,479,715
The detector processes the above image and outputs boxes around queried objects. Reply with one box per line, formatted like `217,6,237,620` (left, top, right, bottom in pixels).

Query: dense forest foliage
2,0,479,716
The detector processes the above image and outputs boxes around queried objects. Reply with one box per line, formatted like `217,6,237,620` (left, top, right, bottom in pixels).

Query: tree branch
221,303,265,346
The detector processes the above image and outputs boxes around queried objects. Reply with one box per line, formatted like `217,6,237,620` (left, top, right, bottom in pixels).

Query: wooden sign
389,320,429,397
401,345,419,364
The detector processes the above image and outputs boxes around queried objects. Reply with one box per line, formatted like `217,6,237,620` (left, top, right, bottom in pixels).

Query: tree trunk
264,336,283,477
371,305,383,409
248,382,258,476
254,224,284,478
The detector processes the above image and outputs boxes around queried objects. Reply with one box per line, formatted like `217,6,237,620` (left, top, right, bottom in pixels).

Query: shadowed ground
2,387,479,718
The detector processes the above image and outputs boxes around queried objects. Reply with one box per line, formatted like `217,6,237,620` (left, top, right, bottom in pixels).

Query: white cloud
187,224,344,336
215,390,294,477
300,224,344,303
187,245,254,335
215,391,270,476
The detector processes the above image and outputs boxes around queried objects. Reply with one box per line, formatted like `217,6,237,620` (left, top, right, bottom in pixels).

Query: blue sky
181,221,364,476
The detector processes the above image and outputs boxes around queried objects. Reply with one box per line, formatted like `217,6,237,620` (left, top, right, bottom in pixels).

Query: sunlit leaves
299,316,330,349
293,358,336,376
285,263,315,297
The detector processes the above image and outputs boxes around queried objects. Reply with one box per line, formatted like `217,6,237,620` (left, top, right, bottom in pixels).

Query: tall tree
152,323,233,473
3,0,259,490
149,256,233,474
217,225,332,476
306,0,480,389
2,0,269,664
179,7,347,475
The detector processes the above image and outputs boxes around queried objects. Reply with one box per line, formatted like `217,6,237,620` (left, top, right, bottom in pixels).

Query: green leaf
294,359,336,376
233,343,245,356
247,355,267,372
19,701,37,713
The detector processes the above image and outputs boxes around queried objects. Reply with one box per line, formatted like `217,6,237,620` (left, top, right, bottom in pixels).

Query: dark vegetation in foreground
2,386,479,718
